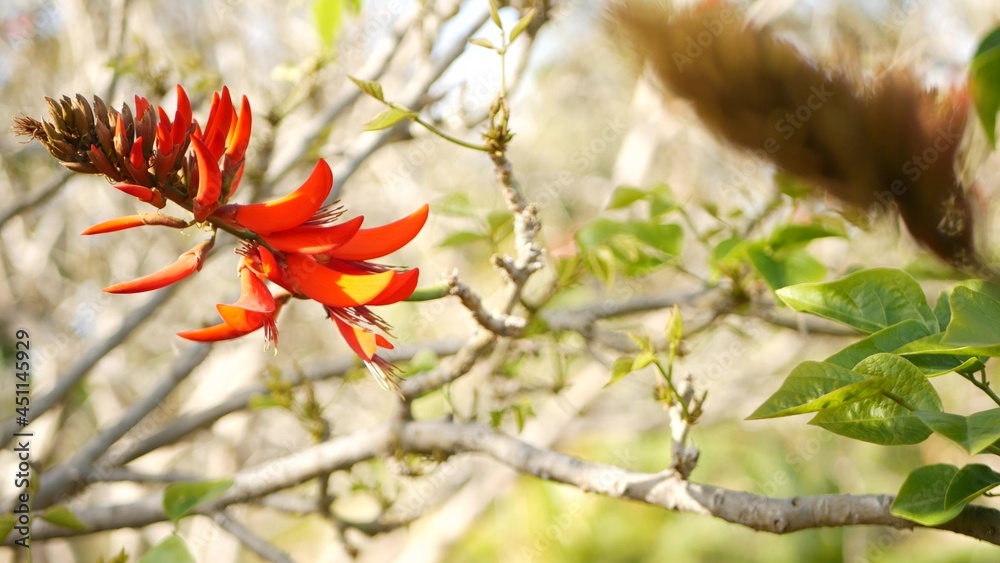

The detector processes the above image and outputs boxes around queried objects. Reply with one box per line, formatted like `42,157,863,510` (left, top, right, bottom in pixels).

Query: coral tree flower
16,85,427,391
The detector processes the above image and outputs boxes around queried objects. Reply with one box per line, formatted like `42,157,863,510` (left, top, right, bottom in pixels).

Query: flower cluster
14,86,427,391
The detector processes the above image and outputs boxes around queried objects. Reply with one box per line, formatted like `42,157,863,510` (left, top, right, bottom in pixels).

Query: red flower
19,85,427,391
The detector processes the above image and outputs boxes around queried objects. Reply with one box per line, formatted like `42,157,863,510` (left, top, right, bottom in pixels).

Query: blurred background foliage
2,0,1000,561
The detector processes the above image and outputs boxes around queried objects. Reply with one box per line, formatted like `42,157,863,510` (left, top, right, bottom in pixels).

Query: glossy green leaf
139,535,195,563
891,464,964,525
41,505,88,531
607,186,647,209
747,245,826,291
163,478,233,522
748,361,880,419
809,354,941,445
825,320,931,369
914,409,1000,454
944,464,1000,509
941,286,1000,351
348,76,385,102
971,25,1000,147
776,268,937,333
509,8,536,42
363,107,414,131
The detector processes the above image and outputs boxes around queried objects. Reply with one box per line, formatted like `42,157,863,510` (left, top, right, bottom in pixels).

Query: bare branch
22,420,1000,545
212,511,295,563
29,345,211,509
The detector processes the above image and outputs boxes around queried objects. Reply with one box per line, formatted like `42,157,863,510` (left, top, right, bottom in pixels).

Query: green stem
654,360,690,420
962,371,1000,407
412,116,491,152
405,283,451,302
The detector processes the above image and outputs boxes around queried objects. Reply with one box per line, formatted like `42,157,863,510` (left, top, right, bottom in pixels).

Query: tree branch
21,420,1000,545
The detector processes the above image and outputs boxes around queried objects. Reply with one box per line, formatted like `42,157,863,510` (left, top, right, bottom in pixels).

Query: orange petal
191,136,222,221
177,322,253,342
223,159,333,235
103,238,213,294
283,252,395,307
260,215,364,254
333,317,378,361
325,204,428,261
134,95,151,121
215,263,276,330
82,215,145,235
366,268,419,306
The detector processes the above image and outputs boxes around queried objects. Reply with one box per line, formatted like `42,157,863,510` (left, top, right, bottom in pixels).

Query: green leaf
607,186,647,209
941,286,1000,351
971,25,1000,147
891,464,964,525
41,505,88,531
633,351,657,371
748,361,882,419
767,223,845,250
486,210,514,241
313,0,344,47
469,37,497,50
438,230,488,248
607,357,636,386
509,8,536,42
747,245,826,291
944,464,1000,509
776,268,937,334
914,409,1000,454
809,354,942,445
348,76,385,102
825,320,931,369
363,107,414,131
139,535,195,563
628,222,683,255
163,478,234,522
0,514,15,543
488,0,503,28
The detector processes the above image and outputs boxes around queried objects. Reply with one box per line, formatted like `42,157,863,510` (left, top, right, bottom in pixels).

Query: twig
20,420,1000,545
212,511,295,563
446,273,525,337
0,287,179,448
29,345,211,509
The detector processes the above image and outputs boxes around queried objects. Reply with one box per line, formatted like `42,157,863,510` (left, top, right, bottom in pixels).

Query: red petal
82,215,145,235
325,204,428,261
134,95,150,121
216,263,276,331
177,322,253,342
115,183,155,202
333,317,378,361
172,85,193,147
225,95,252,163
225,159,333,235
282,252,395,307
366,268,419,306
202,87,234,161
103,239,212,294
191,136,222,221
260,215,363,254
254,246,295,292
